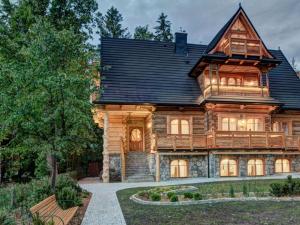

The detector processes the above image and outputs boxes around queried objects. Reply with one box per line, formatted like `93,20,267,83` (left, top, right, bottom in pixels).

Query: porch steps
125,152,154,182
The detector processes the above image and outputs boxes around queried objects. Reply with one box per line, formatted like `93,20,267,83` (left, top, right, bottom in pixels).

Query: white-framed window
220,116,263,131
275,159,290,173
170,160,188,178
247,159,264,176
169,118,190,135
220,159,238,176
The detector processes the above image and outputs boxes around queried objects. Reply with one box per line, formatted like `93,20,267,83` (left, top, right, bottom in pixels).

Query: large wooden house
94,6,300,182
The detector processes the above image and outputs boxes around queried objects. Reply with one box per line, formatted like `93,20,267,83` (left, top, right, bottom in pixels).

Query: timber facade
94,6,300,182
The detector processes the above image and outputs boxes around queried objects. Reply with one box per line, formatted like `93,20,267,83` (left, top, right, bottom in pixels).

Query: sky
94,0,300,70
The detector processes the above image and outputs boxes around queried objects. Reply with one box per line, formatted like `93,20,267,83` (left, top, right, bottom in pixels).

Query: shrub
137,191,149,199
56,174,82,193
229,185,235,198
0,210,15,225
193,192,202,200
270,183,284,197
150,192,161,201
56,187,82,209
167,191,176,199
183,192,193,199
29,178,53,206
170,195,178,202
32,213,54,225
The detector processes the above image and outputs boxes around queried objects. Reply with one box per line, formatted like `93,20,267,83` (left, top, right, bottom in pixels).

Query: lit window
248,159,264,176
181,120,190,135
222,118,229,131
228,78,236,86
221,77,227,86
236,78,241,86
170,118,190,135
237,119,246,131
130,128,142,142
244,77,258,86
272,122,280,132
220,159,237,176
221,118,237,131
275,159,290,173
171,160,188,178
246,118,263,131
171,119,179,134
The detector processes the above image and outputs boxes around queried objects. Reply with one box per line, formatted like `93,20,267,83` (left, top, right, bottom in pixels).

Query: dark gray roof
99,37,300,109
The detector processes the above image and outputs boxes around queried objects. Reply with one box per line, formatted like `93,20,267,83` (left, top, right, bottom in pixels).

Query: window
170,118,190,135
275,159,290,173
244,77,259,86
170,160,188,178
220,116,263,131
228,77,236,86
130,128,142,142
221,77,227,86
220,159,238,176
272,122,280,132
247,159,264,176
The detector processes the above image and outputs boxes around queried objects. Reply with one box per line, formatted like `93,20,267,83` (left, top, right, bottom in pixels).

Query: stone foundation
109,154,121,181
159,155,207,181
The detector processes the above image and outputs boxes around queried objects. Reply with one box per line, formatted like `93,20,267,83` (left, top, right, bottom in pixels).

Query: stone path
79,174,300,225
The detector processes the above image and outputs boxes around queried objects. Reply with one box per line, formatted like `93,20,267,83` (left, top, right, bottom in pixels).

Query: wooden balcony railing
155,132,300,151
203,84,269,98
223,38,262,57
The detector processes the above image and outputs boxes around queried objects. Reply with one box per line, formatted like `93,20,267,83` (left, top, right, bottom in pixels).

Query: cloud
94,0,300,70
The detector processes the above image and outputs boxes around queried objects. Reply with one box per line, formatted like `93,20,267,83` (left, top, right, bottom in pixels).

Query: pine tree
134,25,154,40
96,6,130,39
154,13,173,42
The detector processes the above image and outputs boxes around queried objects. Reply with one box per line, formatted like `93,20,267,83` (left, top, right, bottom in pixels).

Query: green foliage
167,191,176,199
32,213,54,225
0,209,15,225
137,191,149,199
154,13,173,42
242,184,248,197
229,185,235,198
56,174,82,194
134,25,154,40
169,195,178,202
269,176,300,197
96,6,130,39
193,192,202,200
150,192,161,201
55,186,82,209
270,183,284,197
183,192,193,199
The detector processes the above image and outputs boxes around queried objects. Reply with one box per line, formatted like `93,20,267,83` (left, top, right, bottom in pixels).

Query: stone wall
159,155,207,181
109,154,121,181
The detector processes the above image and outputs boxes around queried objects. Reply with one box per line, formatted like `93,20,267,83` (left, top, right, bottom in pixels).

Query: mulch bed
70,193,92,225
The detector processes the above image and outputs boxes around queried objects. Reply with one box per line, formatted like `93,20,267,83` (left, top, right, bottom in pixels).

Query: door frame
127,120,145,152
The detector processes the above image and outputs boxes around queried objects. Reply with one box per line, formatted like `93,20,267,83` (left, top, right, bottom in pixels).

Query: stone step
126,174,154,182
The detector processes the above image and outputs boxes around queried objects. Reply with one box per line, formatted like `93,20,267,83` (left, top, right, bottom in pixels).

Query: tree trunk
48,154,57,191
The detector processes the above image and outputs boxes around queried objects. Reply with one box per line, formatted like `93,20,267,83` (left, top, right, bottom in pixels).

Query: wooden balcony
203,84,269,98
155,131,300,151
223,38,262,57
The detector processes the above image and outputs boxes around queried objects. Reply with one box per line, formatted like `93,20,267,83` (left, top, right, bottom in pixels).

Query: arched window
170,160,188,178
220,77,227,86
236,78,241,86
228,78,236,86
170,118,190,135
170,119,179,134
130,128,142,142
248,159,264,176
220,159,237,176
181,120,190,135
275,159,290,173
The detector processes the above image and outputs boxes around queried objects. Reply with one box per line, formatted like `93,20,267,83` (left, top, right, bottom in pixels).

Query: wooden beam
155,153,160,182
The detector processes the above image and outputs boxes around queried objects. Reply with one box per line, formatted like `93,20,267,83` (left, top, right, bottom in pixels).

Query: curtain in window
275,159,290,173
171,160,188,178
220,159,237,176
171,119,179,134
247,159,264,176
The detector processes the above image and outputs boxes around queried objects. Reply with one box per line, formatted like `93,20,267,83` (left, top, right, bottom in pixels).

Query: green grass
117,179,300,225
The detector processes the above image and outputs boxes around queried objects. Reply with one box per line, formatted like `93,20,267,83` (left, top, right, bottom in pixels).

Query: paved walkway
79,174,300,225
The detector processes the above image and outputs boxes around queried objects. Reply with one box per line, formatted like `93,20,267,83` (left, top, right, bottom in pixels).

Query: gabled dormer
206,5,273,59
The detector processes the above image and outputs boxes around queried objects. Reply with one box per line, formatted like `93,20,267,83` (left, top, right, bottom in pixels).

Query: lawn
117,179,300,225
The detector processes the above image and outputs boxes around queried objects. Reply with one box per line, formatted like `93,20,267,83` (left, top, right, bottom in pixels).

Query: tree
154,13,173,42
96,6,130,39
134,25,154,40
0,0,100,186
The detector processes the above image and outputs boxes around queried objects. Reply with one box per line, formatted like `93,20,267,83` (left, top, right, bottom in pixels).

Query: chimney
175,32,188,55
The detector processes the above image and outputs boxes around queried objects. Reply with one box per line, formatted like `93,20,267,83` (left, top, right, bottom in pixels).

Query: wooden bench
30,195,78,225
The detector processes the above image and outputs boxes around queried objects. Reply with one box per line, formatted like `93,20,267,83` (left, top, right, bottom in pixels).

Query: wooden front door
129,127,143,151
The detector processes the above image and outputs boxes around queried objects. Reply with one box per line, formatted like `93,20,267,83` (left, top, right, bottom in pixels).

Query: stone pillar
102,112,110,183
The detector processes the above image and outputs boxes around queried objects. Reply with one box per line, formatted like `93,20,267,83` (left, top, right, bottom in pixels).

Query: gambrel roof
98,38,300,109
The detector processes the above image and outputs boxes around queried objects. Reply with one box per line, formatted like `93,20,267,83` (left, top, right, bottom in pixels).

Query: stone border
130,194,300,206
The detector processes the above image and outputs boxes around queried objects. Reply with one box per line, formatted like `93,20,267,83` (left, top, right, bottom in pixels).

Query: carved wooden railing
120,137,126,181
223,38,262,57
203,84,269,98
155,132,300,151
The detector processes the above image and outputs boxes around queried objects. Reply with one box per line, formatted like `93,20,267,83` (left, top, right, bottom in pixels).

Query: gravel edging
130,194,300,206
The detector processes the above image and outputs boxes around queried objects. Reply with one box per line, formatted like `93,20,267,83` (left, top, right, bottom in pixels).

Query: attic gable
208,6,273,59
